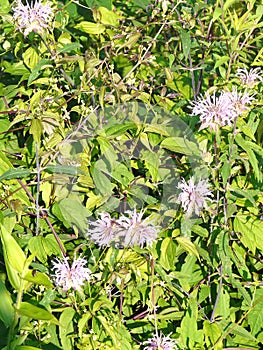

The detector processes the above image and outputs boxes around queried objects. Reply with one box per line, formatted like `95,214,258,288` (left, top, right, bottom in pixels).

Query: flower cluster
178,177,213,217
236,67,263,88
191,88,254,132
51,256,91,292
143,332,178,350
13,0,54,37
88,208,160,248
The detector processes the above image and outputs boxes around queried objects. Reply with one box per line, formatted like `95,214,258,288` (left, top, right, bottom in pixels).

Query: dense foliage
0,0,263,349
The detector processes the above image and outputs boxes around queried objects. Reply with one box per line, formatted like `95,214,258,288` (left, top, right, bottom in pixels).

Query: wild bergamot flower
178,177,213,217
117,209,160,248
190,91,236,131
88,212,120,248
88,209,160,248
51,256,91,291
13,0,54,37
143,332,178,350
225,88,254,116
236,67,263,88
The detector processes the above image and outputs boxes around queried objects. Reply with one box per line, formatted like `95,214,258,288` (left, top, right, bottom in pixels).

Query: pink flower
87,209,160,248
225,88,254,116
236,67,263,88
88,212,120,248
51,256,91,291
178,177,213,217
13,0,54,36
190,91,236,131
143,332,178,350
117,209,160,247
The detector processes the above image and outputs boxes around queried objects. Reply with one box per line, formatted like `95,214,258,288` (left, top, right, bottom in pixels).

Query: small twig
45,216,67,257
17,179,66,257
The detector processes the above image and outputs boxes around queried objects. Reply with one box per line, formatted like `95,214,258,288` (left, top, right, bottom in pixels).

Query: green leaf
29,119,43,143
130,0,152,9
22,47,39,70
0,279,15,327
234,214,263,254
0,225,26,273
28,59,52,85
59,308,75,350
235,133,261,181
98,7,120,27
247,289,263,336
176,236,200,259
97,136,118,168
180,30,191,60
17,302,59,325
111,163,134,186
86,0,112,10
141,150,160,182
23,270,53,287
160,137,200,156
28,236,46,263
45,165,85,176
57,43,82,54
75,21,105,34
159,237,177,270
214,55,229,69
204,320,222,348
92,159,114,195
0,168,31,181
53,198,92,232
15,347,42,350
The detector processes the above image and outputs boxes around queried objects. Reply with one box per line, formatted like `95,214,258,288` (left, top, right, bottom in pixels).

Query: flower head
13,0,54,37
51,256,91,291
178,177,213,217
225,88,254,116
88,209,160,248
88,212,120,248
117,209,160,248
143,332,178,350
191,91,236,131
236,67,263,88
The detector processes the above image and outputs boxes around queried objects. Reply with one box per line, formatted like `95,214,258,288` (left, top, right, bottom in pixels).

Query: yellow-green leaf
176,236,200,259
75,21,105,34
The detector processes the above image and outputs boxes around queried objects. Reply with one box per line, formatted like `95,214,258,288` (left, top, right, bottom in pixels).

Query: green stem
7,278,26,350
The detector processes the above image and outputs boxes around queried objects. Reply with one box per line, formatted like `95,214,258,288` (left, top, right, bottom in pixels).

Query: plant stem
35,143,41,235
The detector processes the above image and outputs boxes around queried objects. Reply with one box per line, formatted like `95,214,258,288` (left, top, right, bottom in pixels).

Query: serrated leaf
248,289,263,336
234,214,263,254
45,165,85,176
0,168,31,181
